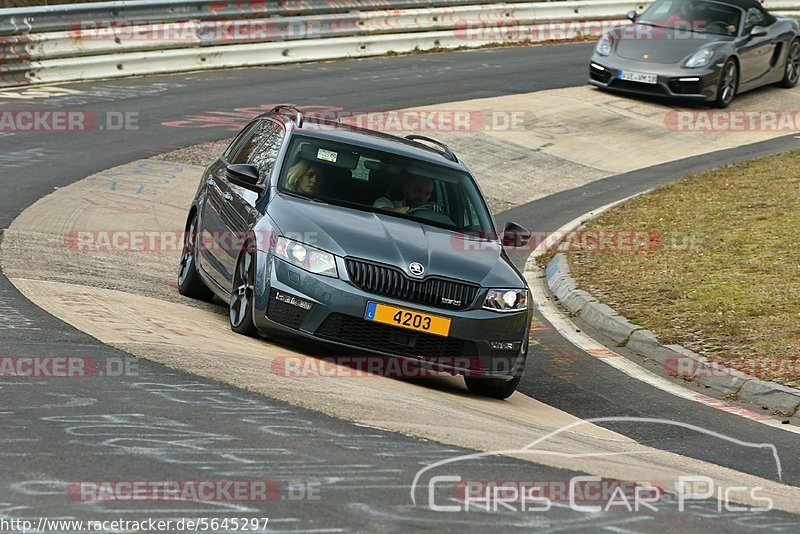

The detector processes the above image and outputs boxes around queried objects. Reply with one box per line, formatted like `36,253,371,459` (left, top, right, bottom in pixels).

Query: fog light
491,341,521,351
275,291,312,310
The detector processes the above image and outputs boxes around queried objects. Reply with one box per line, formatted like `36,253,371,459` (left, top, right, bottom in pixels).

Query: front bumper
588,54,721,101
251,253,532,381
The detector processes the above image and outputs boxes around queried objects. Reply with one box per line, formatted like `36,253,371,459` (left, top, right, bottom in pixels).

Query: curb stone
738,380,800,415
546,252,800,417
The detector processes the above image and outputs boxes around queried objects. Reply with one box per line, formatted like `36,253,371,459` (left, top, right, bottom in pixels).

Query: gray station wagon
178,106,533,399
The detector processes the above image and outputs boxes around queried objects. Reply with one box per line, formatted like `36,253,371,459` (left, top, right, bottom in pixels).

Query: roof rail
271,105,304,128
404,134,458,163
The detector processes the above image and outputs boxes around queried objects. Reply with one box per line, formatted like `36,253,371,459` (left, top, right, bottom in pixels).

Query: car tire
778,39,800,88
464,374,522,400
230,247,259,337
713,59,738,108
177,212,214,301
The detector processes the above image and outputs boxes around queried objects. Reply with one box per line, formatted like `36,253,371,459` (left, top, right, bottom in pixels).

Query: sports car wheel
178,213,214,301
230,248,258,337
464,374,521,400
714,59,738,108
779,39,800,88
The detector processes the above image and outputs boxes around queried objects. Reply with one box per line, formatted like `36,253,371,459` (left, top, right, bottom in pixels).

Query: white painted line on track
524,197,800,436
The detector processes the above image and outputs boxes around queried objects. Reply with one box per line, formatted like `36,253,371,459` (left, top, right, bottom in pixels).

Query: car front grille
316,313,480,361
668,78,702,95
345,258,479,310
266,290,311,329
590,65,612,83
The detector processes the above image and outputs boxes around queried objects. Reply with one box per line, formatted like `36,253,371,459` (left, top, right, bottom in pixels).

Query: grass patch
567,149,800,388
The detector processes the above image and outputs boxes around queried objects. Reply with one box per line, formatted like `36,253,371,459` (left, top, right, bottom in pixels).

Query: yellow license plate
364,302,451,337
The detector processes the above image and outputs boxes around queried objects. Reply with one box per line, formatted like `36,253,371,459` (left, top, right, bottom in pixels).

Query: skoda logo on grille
408,262,425,277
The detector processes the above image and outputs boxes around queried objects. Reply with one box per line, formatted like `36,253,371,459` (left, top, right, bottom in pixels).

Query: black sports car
177,106,534,399
589,0,800,107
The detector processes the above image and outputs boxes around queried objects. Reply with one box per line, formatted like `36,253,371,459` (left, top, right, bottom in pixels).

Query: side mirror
502,221,531,248
749,25,767,38
626,10,638,22
226,164,264,194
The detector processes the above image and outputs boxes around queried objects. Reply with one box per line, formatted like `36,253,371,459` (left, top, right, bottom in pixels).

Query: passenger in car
285,160,326,196
373,175,440,214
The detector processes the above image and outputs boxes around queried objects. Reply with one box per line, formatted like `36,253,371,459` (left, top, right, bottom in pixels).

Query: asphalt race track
2,43,800,532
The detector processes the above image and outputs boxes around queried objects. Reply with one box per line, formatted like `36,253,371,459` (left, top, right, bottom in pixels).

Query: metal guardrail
0,0,797,89
0,0,583,35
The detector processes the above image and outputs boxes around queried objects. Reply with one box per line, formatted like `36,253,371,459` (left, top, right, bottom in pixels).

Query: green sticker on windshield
317,149,338,163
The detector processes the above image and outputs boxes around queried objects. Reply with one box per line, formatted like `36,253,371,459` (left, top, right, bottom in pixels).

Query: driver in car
373,175,442,214
286,159,326,196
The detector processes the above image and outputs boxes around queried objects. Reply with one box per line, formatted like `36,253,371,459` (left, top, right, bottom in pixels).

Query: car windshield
277,135,495,234
639,0,741,35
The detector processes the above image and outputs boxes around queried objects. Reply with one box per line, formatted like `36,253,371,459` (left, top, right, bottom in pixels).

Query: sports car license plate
619,70,658,84
365,302,451,337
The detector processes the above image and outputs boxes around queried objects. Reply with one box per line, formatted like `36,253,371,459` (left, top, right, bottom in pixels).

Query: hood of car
614,24,725,63
265,194,524,288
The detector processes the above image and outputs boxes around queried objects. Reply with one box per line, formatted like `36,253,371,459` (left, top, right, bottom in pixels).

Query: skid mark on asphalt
5,84,800,516
6,377,797,531
9,277,800,515
0,289,38,331
0,83,185,106
0,148,59,169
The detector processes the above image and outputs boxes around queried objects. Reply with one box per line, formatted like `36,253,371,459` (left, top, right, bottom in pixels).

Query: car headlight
483,289,528,312
596,33,613,56
274,236,338,278
685,49,715,68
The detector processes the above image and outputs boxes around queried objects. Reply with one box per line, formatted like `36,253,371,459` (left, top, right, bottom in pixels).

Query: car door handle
223,192,233,201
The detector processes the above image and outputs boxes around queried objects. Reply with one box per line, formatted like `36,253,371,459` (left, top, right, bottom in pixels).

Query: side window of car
743,7,766,33
228,120,274,165
223,120,261,162
247,122,285,184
